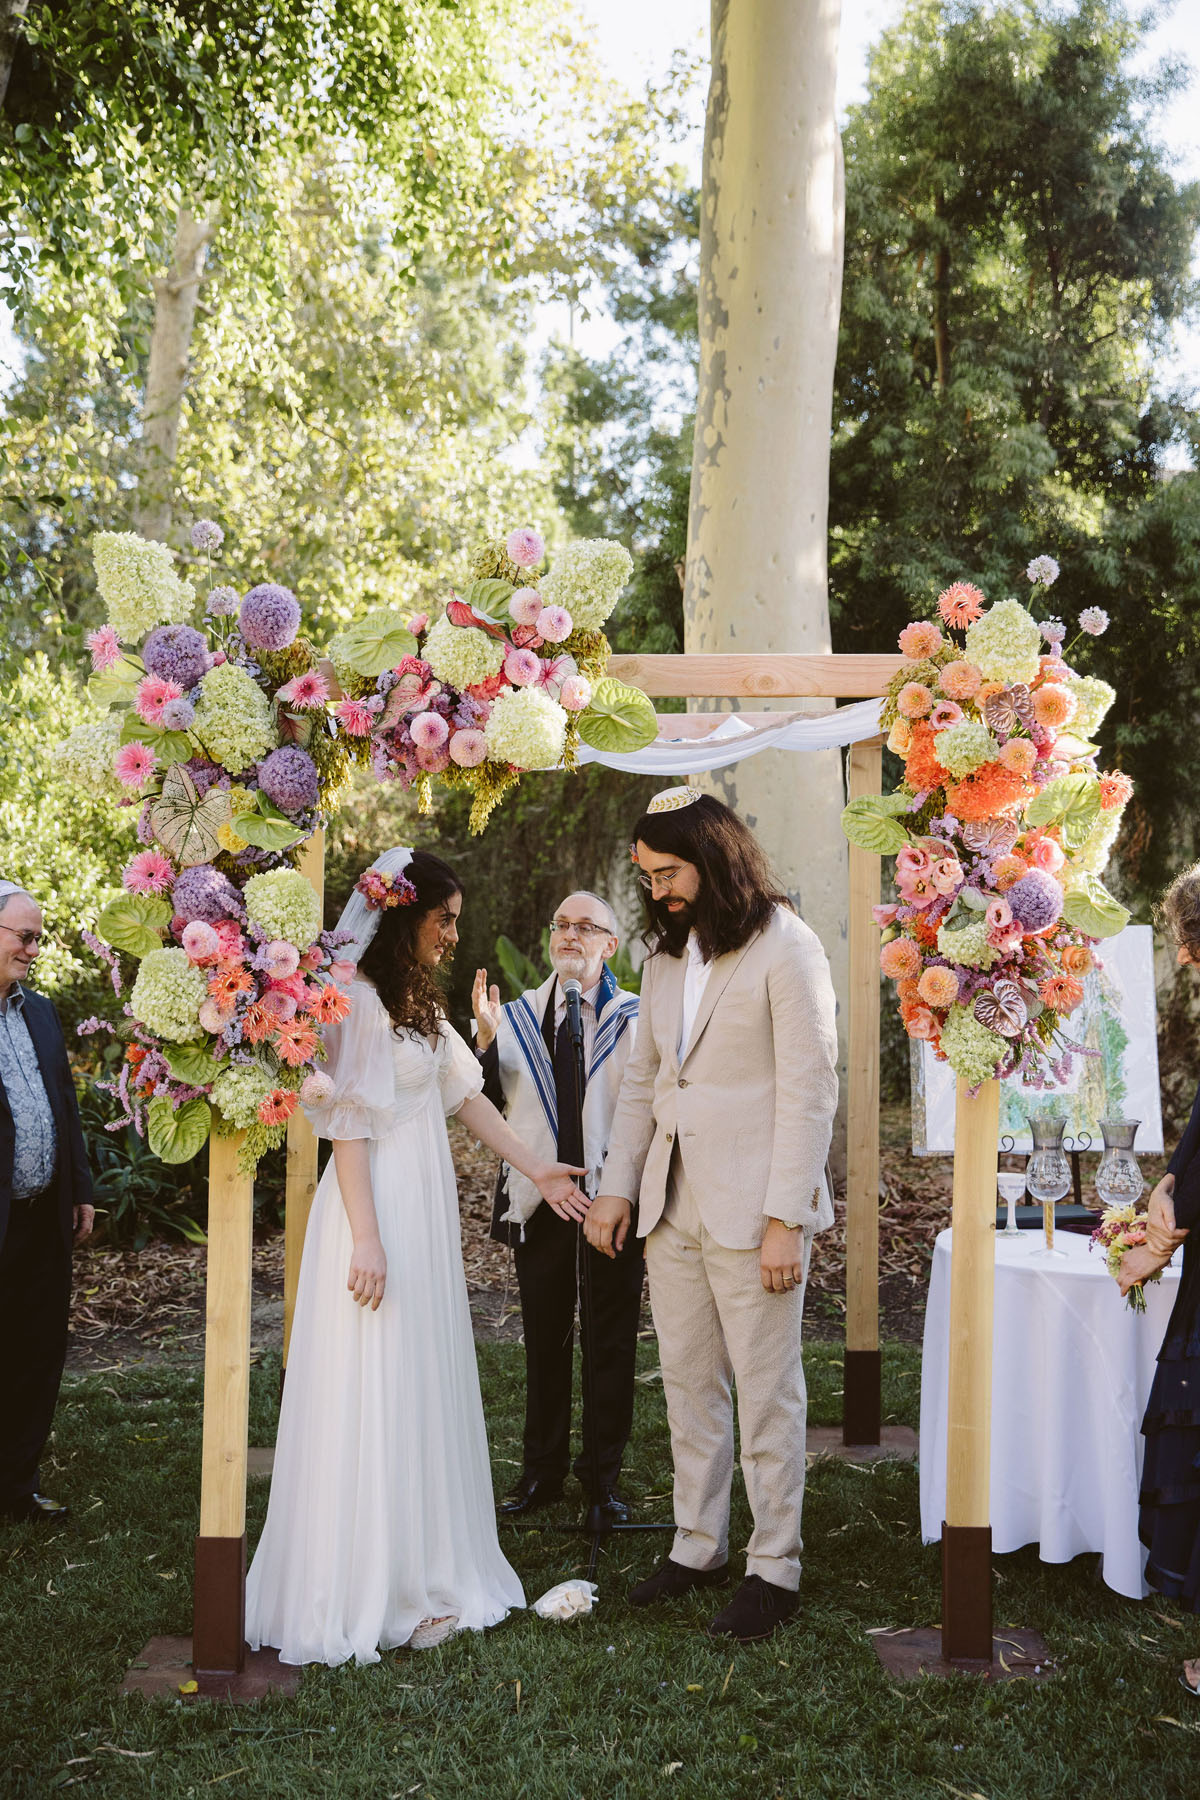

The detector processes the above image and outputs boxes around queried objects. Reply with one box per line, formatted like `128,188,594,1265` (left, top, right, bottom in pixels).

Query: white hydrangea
129,948,207,1043
1074,807,1123,875
939,1004,1007,1085
932,718,997,779
243,868,322,950
1063,674,1116,740
52,713,124,800
539,539,633,633
483,685,567,771
964,598,1043,684
423,615,506,690
194,663,277,773
92,532,194,643
937,920,1000,971
210,1061,275,1130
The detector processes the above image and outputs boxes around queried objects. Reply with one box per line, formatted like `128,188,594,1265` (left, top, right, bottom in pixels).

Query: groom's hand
760,1220,804,1294
585,1194,631,1258
471,967,503,1051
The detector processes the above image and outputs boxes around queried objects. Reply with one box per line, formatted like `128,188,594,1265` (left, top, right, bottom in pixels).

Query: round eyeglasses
634,866,684,893
548,918,612,938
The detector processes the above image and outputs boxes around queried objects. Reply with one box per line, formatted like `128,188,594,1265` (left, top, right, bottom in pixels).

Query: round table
919,1225,1182,1599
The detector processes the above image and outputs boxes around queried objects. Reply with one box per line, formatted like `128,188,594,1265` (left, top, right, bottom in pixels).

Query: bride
245,846,589,1666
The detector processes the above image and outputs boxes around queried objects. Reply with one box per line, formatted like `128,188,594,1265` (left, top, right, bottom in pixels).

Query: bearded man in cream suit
586,790,838,1644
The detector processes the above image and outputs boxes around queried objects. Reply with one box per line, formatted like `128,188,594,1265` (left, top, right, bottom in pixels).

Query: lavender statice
239,583,300,651
172,864,243,925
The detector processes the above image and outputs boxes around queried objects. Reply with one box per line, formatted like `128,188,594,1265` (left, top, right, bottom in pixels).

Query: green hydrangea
211,1061,275,1131
52,713,124,800
1063,674,1116,740
243,868,322,949
539,539,634,633
194,663,277,773
937,920,1000,970
129,948,206,1043
964,598,1042,684
423,615,506,690
92,531,194,643
1075,806,1123,875
931,718,997,779
939,1003,1008,1085
483,685,567,771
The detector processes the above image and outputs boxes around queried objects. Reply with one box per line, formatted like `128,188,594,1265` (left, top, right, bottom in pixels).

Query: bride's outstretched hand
537,1164,591,1223
348,1235,387,1310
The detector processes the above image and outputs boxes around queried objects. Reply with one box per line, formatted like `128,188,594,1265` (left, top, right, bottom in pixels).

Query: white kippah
0,880,27,898
646,786,704,815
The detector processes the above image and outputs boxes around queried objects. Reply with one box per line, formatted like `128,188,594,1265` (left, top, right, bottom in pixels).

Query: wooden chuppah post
844,736,883,1446
282,828,325,1375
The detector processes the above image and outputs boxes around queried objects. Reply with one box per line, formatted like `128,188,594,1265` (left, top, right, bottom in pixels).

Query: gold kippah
646,786,704,815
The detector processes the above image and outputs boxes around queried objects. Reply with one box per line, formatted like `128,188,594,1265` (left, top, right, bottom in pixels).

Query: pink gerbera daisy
122,849,174,895
277,670,330,710
937,581,987,629
114,742,156,788
86,625,122,670
134,675,184,725
258,1088,299,1126
334,698,374,736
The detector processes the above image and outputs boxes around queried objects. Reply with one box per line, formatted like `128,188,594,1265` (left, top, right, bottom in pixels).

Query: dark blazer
0,988,93,1255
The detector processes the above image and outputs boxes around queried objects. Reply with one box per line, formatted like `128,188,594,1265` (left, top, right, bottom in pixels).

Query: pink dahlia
503,648,541,687
277,670,330,710
134,675,183,725
898,620,944,660
198,998,231,1033
880,937,922,981
896,682,933,720
261,988,298,1023
114,742,156,789
506,527,545,569
182,920,221,963
415,742,451,773
86,625,122,671
559,675,592,712
448,728,488,768
123,850,174,895
335,698,374,737
509,587,544,627
538,605,572,644
410,711,450,750
263,939,301,979
300,1070,335,1106
939,660,982,701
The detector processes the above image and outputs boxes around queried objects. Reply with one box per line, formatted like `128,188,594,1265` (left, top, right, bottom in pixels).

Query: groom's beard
650,895,694,955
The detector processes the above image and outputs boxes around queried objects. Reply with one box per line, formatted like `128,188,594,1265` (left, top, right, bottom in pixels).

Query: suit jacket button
665,1131,674,1143
678,1077,688,1088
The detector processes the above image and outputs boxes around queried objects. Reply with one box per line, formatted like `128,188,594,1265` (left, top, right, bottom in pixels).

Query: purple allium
1079,607,1109,636
239,584,300,651
1038,618,1066,647
1025,555,1060,588
1006,869,1064,933
258,745,319,813
172,863,244,925
160,697,196,731
191,519,225,552
207,585,239,617
143,623,210,690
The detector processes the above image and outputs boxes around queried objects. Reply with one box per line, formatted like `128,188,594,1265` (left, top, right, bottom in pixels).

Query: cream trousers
644,1156,811,1591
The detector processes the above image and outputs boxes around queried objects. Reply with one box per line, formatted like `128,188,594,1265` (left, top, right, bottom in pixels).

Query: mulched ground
66,1105,1166,1369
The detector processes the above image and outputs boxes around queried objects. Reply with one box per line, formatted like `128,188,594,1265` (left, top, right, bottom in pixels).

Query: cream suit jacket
599,906,839,1249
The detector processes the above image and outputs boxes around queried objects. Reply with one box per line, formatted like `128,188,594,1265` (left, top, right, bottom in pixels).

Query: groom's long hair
357,850,462,1038
633,795,790,960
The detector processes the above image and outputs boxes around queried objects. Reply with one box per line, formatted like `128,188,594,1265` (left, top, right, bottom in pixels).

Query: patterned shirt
0,985,58,1197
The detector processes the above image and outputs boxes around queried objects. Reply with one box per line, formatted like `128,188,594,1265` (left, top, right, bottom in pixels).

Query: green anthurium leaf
147,1096,212,1165
1062,875,1131,940
575,677,658,753
164,1041,229,1086
462,577,517,620
151,764,232,867
1024,771,1101,850
840,795,914,856
119,708,195,765
96,892,172,957
87,655,143,709
1053,733,1100,764
335,609,418,677
231,804,308,852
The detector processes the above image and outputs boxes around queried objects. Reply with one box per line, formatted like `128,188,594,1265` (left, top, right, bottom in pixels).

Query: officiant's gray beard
550,945,590,981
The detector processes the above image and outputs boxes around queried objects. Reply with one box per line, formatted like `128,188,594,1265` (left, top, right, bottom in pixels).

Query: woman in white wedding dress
245,847,589,1667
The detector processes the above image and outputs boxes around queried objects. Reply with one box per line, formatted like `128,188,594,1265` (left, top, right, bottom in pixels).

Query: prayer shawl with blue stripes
493,966,639,1229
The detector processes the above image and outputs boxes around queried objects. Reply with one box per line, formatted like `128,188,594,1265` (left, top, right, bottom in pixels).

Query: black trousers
0,1192,71,1506
515,1199,644,1492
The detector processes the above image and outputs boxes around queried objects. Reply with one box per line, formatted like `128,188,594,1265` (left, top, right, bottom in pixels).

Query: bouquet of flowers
1091,1204,1163,1313
57,523,359,1170
325,526,657,833
843,558,1132,1089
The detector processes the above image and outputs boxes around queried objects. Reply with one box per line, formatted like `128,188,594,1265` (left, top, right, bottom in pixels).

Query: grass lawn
3,1338,1198,1800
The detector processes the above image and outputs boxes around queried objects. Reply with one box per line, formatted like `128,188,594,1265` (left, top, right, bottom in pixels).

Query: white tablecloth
920,1226,1182,1598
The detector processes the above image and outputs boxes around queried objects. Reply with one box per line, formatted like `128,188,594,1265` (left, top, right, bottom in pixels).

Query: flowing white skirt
245,1089,524,1666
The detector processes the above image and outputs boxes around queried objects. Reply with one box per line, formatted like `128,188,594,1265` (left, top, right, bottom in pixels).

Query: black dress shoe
497,1474,563,1518
0,1493,69,1525
585,1489,631,1529
629,1556,729,1606
707,1574,799,1643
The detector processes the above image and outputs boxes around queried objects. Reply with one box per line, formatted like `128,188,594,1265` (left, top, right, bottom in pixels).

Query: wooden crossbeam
608,652,904,699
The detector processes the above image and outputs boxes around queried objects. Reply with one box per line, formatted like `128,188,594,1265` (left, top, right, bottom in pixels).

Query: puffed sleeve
437,1021,485,1117
302,979,398,1140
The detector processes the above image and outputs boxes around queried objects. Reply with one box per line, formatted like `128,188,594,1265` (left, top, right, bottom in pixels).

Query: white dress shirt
678,932,711,1060
553,977,601,1071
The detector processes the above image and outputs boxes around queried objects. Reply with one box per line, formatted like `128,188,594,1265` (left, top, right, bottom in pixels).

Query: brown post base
871,1625,1055,1683
121,1635,301,1702
193,1534,247,1677
941,1521,992,1661
842,1348,882,1446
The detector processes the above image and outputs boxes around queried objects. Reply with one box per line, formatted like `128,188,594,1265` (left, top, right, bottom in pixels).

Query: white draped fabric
920,1227,1182,1600
574,698,884,774
246,979,524,1665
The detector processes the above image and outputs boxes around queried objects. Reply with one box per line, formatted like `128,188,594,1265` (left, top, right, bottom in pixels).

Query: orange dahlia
896,976,923,1005
1039,973,1085,1014
918,966,960,1008
881,937,922,981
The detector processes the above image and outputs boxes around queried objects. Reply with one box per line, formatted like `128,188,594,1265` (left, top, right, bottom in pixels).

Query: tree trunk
933,190,950,391
685,0,849,1157
0,0,30,110
134,206,217,543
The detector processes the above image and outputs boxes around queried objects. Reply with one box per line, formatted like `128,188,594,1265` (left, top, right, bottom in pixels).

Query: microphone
563,977,584,1049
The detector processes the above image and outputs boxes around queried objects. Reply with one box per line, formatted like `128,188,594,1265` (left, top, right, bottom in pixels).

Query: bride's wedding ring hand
348,1237,387,1310
538,1164,591,1223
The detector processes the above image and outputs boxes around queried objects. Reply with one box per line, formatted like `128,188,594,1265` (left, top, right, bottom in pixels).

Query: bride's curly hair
356,851,463,1038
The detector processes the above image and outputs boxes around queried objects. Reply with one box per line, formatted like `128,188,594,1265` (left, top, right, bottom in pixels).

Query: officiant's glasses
549,918,612,938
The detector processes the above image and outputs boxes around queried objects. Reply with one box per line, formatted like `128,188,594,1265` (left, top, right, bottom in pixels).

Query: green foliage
76,1084,206,1248
494,932,548,999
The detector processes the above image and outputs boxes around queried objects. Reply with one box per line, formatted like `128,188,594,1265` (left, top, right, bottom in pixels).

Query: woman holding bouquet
245,847,589,1666
1118,863,1200,1691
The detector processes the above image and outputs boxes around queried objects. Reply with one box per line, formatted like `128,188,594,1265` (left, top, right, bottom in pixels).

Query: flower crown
356,868,418,911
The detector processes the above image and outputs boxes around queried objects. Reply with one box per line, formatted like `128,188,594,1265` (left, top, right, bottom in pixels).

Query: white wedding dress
245,977,525,1666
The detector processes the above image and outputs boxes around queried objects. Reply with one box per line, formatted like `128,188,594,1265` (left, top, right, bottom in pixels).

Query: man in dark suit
0,881,94,1523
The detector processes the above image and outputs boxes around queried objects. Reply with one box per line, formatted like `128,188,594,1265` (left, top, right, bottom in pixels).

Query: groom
586,790,838,1644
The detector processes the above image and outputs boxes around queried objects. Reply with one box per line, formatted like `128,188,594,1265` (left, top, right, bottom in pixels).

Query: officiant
472,891,641,1525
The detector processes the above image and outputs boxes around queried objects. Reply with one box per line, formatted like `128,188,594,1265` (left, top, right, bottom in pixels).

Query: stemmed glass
997,1171,1025,1238
1026,1113,1071,1258
1095,1119,1144,1209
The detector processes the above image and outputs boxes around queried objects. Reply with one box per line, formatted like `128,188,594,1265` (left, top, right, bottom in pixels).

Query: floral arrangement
843,556,1132,1089
326,526,657,832
60,523,360,1170
1090,1204,1163,1313
356,867,417,910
